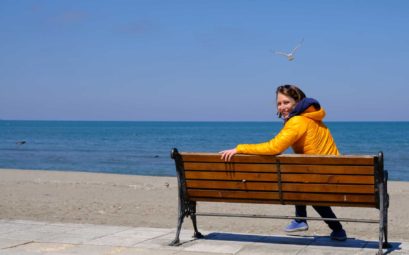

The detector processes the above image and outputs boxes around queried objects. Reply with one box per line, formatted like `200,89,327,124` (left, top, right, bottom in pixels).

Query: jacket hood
288,98,325,121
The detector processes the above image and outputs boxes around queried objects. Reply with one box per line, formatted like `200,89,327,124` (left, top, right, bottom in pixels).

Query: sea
0,121,408,181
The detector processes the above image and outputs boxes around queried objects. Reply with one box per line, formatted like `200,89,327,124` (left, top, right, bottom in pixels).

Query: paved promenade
0,219,407,255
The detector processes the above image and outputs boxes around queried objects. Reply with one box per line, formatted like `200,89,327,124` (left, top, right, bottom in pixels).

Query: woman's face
276,92,297,119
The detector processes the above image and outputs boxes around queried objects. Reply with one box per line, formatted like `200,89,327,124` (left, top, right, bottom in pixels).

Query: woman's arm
226,117,307,159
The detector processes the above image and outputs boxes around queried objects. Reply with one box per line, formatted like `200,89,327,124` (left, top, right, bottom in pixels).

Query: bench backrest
172,150,384,208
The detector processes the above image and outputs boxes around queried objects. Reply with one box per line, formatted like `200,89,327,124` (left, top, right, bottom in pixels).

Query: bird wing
291,38,304,54
275,51,289,56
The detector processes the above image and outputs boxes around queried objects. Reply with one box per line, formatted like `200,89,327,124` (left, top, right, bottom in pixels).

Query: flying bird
274,39,304,61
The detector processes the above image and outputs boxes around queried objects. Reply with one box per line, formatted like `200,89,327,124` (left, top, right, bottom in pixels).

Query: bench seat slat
185,171,375,184
185,180,375,194
184,162,374,175
181,153,375,165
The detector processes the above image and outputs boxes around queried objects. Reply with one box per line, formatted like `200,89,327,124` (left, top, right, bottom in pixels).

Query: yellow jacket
236,106,339,155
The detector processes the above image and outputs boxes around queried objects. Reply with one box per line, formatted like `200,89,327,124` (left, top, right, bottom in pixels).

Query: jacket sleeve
235,117,307,155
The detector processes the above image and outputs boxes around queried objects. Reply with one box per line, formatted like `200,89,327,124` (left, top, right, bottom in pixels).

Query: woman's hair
275,84,306,119
276,84,306,103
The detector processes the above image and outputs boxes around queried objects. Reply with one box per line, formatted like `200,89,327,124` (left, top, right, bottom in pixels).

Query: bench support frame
377,152,391,254
169,149,203,246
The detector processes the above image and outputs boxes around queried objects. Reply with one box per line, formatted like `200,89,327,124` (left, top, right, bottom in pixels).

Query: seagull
274,39,304,61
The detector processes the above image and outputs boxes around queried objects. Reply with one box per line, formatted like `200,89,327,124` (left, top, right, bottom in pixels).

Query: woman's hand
219,148,237,162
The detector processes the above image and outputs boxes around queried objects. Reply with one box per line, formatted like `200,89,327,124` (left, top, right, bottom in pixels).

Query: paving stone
0,229,53,242
175,251,231,255
113,227,173,239
46,232,95,244
84,234,148,247
296,247,364,255
0,239,32,250
235,243,303,255
260,234,315,245
205,232,267,243
0,242,76,255
182,239,243,254
0,222,37,236
68,225,130,236
111,247,180,255
5,220,45,226
159,229,210,246
133,236,185,249
362,240,407,255
58,244,175,255
43,245,180,255
309,236,367,249
83,227,174,247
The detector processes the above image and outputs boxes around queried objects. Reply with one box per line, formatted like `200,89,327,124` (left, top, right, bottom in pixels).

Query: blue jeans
295,205,343,231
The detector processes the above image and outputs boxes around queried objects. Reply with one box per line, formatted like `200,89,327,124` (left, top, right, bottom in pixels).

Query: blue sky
1,0,408,121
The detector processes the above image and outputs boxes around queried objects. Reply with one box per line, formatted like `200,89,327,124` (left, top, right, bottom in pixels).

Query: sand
0,169,408,241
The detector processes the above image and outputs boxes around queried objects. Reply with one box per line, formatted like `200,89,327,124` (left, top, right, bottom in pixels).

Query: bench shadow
203,232,402,253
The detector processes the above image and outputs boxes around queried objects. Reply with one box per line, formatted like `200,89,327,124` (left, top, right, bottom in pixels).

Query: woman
220,84,347,241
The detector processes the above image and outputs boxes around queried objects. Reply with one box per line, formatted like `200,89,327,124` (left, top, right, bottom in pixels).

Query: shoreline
1,168,408,241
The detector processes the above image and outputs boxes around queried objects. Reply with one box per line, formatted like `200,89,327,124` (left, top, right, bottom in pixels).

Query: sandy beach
0,169,408,242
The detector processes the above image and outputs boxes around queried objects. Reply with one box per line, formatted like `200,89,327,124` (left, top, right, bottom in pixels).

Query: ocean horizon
1,120,408,181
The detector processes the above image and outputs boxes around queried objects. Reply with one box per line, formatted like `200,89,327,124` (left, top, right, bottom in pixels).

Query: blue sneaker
285,220,309,232
330,229,347,241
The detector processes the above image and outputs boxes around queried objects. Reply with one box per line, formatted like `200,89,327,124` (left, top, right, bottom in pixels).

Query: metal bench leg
382,222,390,249
169,198,187,246
189,201,203,239
378,180,391,255
381,201,390,249
382,173,391,249
378,183,385,255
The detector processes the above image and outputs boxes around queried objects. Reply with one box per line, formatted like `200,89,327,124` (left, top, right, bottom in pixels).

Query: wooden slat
181,153,278,164
187,190,375,204
184,162,374,175
289,201,375,207
180,153,376,165
187,180,279,191
281,174,375,184
192,197,279,204
281,165,373,175
185,171,374,184
281,183,374,194
187,189,280,200
184,171,277,182
275,155,375,165
186,180,375,194
282,193,375,203
184,162,277,172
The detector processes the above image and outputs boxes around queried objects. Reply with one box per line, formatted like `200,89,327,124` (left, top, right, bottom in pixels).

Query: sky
1,0,409,121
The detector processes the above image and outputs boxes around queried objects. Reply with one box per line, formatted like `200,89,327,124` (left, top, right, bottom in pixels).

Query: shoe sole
284,227,309,232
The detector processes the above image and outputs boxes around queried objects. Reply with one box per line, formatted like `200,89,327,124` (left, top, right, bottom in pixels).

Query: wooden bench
169,148,390,255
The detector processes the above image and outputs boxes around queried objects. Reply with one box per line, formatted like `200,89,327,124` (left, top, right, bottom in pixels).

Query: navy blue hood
288,98,321,119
